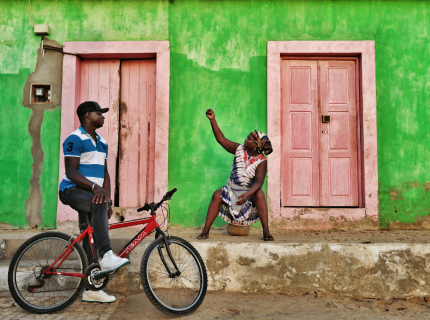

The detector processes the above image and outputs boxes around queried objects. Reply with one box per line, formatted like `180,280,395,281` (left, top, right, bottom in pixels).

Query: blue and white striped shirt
59,126,108,191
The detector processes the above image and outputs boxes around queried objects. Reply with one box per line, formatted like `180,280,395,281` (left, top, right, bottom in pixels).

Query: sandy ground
3,225,430,244
112,291,430,320
1,290,430,319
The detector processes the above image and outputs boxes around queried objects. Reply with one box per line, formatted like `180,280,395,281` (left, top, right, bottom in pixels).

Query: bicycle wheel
141,236,207,316
8,232,88,313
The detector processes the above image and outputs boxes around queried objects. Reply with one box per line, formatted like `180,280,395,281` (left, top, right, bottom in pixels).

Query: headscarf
251,130,273,156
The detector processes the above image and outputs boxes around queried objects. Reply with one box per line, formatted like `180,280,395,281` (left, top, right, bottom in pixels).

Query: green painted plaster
2,0,430,228
0,69,33,227
40,107,61,228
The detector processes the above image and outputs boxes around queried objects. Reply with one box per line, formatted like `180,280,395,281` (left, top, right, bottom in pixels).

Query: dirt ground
2,290,430,320
3,223,430,245
162,226,430,244
113,291,430,320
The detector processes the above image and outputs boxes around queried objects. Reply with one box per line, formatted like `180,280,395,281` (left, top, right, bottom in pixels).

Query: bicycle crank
84,263,109,291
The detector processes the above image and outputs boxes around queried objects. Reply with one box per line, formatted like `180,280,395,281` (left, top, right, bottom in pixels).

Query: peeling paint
110,241,430,299
380,181,430,229
3,1,430,228
22,39,63,227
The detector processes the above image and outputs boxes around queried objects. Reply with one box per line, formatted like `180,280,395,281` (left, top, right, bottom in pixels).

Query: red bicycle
8,188,208,316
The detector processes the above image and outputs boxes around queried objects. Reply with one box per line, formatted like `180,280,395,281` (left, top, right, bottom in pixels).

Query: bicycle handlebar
137,188,177,213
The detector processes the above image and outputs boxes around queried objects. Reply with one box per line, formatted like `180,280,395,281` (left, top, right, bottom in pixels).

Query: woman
197,109,274,241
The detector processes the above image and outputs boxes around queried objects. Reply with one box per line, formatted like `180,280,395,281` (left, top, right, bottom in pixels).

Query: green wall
1,0,430,228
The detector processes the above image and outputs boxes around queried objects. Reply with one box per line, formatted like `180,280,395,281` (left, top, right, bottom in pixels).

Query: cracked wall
107,241,430,299
198,242,430,299
2,0,430,228
21,39,63,228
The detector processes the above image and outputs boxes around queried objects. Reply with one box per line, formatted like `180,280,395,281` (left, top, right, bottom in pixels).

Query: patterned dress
218,145,267,226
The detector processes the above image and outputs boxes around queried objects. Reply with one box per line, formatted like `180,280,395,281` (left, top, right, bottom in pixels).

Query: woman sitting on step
197,109,274,241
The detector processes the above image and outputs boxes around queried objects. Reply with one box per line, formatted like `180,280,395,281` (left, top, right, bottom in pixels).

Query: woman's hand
236,193,250,205
206,109,215,120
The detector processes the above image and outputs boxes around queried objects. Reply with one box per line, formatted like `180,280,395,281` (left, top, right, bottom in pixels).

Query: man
58,101,129,303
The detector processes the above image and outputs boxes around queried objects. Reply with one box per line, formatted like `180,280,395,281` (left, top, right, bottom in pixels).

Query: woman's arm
235,161,267,205
206,109,240,154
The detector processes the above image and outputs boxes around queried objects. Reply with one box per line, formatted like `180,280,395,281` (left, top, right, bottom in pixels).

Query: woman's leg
197,189,223,239
252,189,274,241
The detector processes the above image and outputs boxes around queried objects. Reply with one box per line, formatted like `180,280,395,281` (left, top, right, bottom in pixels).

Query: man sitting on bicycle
58,101,129,303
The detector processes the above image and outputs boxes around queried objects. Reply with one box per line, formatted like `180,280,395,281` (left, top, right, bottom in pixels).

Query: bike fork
155,229,181,277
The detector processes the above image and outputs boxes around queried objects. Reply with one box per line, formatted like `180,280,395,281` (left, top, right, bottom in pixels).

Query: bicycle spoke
11,234,84,312
144,239,204,311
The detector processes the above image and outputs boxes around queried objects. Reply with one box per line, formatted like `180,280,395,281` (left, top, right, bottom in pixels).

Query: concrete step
2,227,430,300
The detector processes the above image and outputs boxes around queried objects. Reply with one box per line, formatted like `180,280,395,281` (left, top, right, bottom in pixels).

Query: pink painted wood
267,41,378,228
119,60,156,207
319,60,358,206
80,59,120,201
281,60,319,206
58,41,170,224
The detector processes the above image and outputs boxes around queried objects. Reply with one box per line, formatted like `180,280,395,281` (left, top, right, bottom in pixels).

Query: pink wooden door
281,60,320,206
79,59,120,197
281,59,359,207
118,60,156,207
319,60,358,206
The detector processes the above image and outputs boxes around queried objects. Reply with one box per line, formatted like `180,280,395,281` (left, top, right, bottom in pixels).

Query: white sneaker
82,289,116,303
100,250,130,273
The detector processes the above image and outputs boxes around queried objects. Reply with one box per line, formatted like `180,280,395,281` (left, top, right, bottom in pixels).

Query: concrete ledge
2,228,430,299
110,241,430,300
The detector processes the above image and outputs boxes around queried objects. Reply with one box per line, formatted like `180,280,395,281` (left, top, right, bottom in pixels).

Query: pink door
281,60,320,206
118,60,156,207
281,59,359,207
319,60,358,206
79,59,121,196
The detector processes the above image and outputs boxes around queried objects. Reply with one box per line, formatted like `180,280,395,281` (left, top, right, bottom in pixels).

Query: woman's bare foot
263,230,274,241
197,231,210,240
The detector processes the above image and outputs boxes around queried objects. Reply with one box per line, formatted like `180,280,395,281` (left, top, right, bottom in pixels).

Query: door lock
322,130,327,134
322,115,331,123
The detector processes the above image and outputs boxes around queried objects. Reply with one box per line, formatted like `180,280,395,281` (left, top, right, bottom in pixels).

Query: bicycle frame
45,214,161,279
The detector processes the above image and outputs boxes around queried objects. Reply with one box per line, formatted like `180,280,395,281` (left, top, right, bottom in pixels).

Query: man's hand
92,185,110,204
206,109,215,120
236,193,249,205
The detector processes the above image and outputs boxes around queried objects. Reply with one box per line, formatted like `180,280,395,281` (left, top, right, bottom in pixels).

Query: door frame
57,41,170,224
267,41,378,229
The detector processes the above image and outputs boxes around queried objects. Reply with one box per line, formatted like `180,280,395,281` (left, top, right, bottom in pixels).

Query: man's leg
78,211,98,264
59,187,117,303
61,188,129,272
61,187,113,256
89,200,111,258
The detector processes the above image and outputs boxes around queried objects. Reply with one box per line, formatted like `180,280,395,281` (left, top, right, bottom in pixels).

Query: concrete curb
2,229,430,299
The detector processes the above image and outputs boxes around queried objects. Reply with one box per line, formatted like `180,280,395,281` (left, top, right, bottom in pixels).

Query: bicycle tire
8,232,88,313
140,236,207,316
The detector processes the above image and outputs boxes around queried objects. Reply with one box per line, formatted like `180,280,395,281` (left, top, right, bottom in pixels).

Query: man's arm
206,109,240,154
65,157,110,204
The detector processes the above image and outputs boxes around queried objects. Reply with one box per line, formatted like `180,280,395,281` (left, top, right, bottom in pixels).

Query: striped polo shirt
59,126,108,191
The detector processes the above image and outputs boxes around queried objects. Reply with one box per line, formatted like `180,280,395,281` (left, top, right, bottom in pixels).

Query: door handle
322,115,331,123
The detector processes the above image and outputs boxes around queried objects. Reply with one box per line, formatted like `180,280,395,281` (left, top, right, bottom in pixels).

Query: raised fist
206,109,215,120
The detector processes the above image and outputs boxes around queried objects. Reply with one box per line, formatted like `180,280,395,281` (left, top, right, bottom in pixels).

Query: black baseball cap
76,101,109,117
